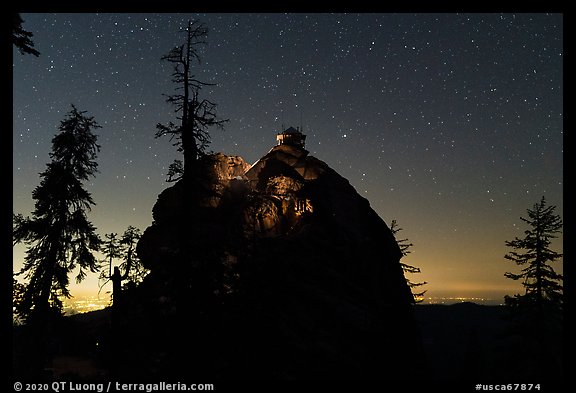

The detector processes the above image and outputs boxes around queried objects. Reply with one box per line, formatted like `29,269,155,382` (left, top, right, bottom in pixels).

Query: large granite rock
122,143,421,380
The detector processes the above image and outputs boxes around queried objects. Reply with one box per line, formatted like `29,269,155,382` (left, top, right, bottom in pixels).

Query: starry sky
13,13,563,303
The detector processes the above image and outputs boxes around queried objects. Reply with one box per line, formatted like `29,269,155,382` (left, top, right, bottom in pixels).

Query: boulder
127,143,421,380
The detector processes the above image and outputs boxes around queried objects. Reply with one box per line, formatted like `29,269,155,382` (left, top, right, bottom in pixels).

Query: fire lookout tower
276,126,306,149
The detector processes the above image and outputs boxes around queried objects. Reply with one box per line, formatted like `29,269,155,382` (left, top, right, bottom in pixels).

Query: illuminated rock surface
124,141,421,379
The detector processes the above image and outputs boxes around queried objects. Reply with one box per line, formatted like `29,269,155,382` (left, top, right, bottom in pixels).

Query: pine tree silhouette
13,105,101,322
12,13,40,56
155,19,228,187
390,219,427,303
502,196,563,379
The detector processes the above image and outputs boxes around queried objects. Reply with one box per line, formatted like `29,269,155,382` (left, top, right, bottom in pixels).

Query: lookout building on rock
276,126,306,149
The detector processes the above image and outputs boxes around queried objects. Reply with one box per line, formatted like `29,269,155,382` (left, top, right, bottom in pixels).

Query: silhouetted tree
504,196,563,311
502,196,563,379
13,105,101,321
13,276,26,325
156,19,228,189
166,159,184,183
99,226,148,296
118,226,148,288
12,13,40,56
99,233,122,297
154,20,229,309
390,219,427,303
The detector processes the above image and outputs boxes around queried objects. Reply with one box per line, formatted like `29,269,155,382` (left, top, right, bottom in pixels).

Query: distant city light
63,296,110,315
421,297,503,306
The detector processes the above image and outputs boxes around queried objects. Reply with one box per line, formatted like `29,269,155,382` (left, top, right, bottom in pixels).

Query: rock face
122,141,421,380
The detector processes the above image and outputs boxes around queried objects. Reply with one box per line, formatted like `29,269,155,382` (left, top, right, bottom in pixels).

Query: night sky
13,13,563,303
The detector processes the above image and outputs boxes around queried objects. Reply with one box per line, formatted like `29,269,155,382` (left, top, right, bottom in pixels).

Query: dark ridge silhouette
413,303,564,381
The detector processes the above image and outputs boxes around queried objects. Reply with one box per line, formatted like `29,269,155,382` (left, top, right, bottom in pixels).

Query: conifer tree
13,105,101,321
99,233,122,296
156,19,227,188
12,13,40,56
504,196,563,310
118,226,148,288
502,197,563,379
99,226,148,295
13,276,26,325
154,19,229,304
390,220,427,303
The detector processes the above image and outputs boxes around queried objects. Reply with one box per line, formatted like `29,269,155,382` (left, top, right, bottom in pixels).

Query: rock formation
116,130,422,379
